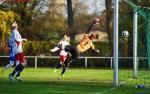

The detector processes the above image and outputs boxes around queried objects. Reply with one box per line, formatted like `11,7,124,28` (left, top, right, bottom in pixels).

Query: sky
87,0,105,14
0,0,5,4
0,0,106,15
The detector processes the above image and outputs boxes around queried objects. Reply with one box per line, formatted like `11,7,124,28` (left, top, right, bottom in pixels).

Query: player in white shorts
51,35,70,74
9,23,27,82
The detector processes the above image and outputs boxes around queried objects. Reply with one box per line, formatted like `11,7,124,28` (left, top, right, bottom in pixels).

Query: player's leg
15,53,26,81
15,64,24,81
55,50,68,73
9,63,20,81
61,58,70,75
63,48,79,75
9,53,25,81
4,63,11,71
9,53,20,80
15,60,20,66
4,61,14,70
54,55,64,73
9,62,24,81
61,68,66,76
65,45,79,62
3,52,15,71
54,63,62,73
61,46,79,76
56,63,62,69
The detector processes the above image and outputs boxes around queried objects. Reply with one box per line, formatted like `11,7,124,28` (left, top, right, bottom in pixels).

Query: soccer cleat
9,74,14,81
61,74,65,76
15,77,23,82
54,69,57,73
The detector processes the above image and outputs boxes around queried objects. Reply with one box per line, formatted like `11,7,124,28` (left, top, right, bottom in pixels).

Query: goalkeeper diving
51,18,100,75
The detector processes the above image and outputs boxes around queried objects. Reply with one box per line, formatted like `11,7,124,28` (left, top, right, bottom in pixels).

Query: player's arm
91,44,100,53
50,47,60,53
86,18,100,34
8,37,12,48
50,41,62,53
86,23,94,34
22,38,27,42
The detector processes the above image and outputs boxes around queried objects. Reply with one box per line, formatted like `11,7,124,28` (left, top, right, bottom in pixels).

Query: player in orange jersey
61,18,100,75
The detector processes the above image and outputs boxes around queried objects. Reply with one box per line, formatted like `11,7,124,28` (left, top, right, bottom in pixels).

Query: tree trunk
67,0,73,28
105,0,113,56
67,0,74,38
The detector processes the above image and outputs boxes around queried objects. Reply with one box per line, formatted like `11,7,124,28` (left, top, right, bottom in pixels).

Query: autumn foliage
6,0,29,3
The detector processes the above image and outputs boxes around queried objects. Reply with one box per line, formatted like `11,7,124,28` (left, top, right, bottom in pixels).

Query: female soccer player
9,23,27,82
51,35,70,73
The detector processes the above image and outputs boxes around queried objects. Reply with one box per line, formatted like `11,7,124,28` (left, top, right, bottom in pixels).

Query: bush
23,41,54,55
22,41,112,68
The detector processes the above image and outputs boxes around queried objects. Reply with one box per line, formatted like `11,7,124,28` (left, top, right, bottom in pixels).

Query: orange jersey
77,34,94,53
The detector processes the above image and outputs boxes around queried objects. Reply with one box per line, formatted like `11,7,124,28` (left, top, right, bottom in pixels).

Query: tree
26,0,68,41
67,0,73,30
0,10,19,54
105,0,113,56
0,10,19,42
0,0,49,38
66,0,90,37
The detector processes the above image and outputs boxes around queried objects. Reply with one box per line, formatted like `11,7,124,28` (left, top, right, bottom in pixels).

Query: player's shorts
65,45,79,60
60,55,68,63
15,52,26,64
9,47,15,61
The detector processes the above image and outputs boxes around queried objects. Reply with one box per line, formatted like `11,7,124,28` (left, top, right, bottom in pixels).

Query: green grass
0,68,150,94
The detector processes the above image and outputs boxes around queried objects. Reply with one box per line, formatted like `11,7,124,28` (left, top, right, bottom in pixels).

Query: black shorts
65,45,79,60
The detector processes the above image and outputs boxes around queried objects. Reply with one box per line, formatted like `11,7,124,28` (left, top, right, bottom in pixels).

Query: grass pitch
0,68,149,94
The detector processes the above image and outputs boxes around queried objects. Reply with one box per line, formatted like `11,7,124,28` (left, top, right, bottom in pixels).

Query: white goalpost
113,0,138,86
113,0,119,87
133,11,138,78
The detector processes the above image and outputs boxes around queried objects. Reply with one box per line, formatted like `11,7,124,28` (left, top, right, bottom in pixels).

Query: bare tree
67,0,73,29
105,0,113,54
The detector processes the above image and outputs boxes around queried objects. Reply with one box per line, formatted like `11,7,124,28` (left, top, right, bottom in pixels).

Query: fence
0,56,147,68
0,55,147,69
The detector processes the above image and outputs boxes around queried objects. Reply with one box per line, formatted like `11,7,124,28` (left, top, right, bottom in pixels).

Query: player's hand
93,18,99,25
94,49,100,53
50,49,54,53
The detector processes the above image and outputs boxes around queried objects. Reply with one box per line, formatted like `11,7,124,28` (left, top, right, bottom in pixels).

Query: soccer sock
61,68,66,75
4,64,10,70
56,63,62,69
15,72,20,77
9,61,14,66
15,64,24,77
11,65,19,77
15,61,20,66
11,64,24,77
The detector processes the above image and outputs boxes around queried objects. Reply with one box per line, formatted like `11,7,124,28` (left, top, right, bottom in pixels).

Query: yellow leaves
7,11,17,22
0,10,19,41
0,11,19,23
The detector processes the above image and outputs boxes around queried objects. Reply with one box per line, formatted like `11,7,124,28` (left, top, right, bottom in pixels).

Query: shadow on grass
0,78,149,94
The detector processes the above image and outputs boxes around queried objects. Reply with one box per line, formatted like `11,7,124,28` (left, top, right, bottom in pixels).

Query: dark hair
11,26,17,30
89,34,96,40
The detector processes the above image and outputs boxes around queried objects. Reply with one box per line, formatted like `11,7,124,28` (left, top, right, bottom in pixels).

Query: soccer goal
113,0,150,87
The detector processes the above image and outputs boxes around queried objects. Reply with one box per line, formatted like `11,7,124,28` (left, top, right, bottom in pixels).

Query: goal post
113,0,119,87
